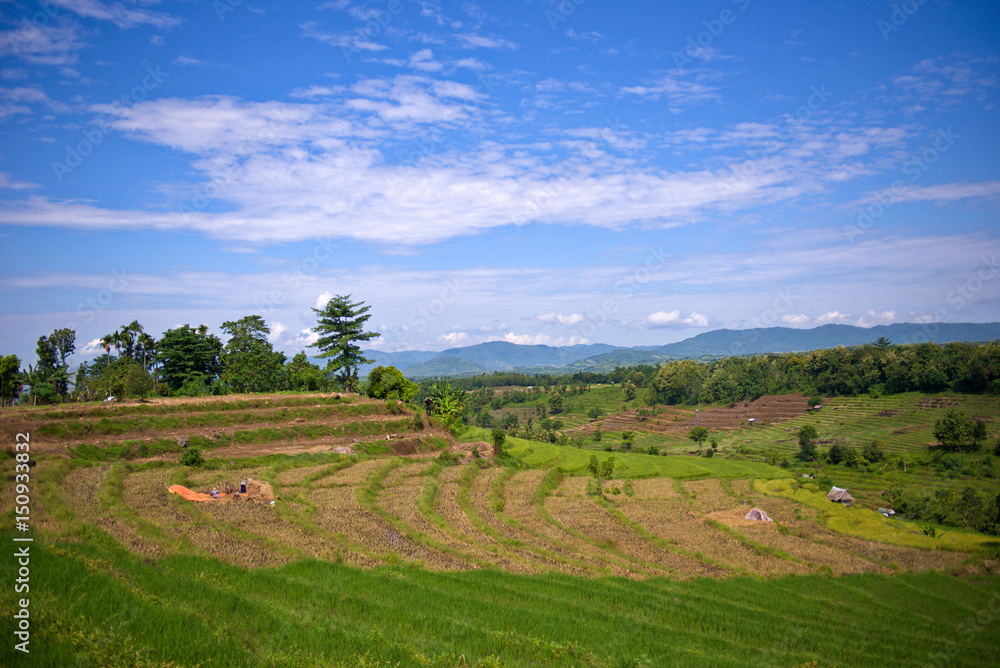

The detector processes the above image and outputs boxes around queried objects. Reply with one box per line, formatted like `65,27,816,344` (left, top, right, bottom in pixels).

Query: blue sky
1,0,999,367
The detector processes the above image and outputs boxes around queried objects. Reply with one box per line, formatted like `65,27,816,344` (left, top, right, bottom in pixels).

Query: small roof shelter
827,486,854,503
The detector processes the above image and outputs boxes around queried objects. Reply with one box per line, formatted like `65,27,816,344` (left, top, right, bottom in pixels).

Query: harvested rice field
2,391,998,668
28,451,978,580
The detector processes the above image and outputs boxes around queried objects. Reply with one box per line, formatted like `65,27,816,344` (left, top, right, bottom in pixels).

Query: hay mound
745,507,773,522
244,478,274,502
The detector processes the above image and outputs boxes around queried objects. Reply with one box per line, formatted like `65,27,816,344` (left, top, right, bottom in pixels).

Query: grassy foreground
2,530,998,668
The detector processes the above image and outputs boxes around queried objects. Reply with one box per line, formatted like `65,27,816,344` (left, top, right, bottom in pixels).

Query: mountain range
359,322,1000,379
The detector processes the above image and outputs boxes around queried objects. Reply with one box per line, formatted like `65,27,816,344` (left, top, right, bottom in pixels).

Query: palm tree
20,364,42,406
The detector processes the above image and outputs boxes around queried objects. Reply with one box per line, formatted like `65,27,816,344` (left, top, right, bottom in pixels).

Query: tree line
0,295,379,405
648,338,999,405
429,338,999,409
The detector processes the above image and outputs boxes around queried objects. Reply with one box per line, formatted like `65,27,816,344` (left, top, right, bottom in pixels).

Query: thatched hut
827,486,854,504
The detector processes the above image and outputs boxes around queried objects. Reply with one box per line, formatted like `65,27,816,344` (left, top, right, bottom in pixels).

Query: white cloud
456,33,517,50
454,58,489,70
0,86,65,120
294,328,320,347
646,310,709,328
440,331,469,346
781,310,900,328
565,29,605,42
314,292,334,310
873,181,1000,205
857,310,898,327
497,332,590,346
301,20,389,53
173,56,216,68
536,312,586,326
408,49,444,72
79,338,105,355
0,82,983,252
780,314,811,326
268,321,289,343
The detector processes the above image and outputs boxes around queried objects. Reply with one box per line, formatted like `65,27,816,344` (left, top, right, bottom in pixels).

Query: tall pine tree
310,295,380,391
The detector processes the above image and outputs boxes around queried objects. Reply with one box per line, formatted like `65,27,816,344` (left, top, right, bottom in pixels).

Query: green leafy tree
621,430,637,450
587,454,616,495
156,324,222,391
797,425,819,460
365,365,417,402
36,327,75,397
0,355,22,406
125,363,156,399
828,442,848,465
622,379,637,401
688,426,710,452
310,295,380,391
220,316,286,393
547,389,565,414
933,410,987,452
651,360,707,405
73,356,143,400
285,352,327,392
863,439,886,463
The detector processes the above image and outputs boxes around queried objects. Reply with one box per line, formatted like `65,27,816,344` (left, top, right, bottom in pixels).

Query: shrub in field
180,447,204,467
863,439,886,463
490,428,506,457
827,443,848,464
437,450,460,466
797,425,818,460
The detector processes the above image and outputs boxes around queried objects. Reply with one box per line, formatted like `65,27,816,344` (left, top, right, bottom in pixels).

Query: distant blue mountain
357,322,1000,379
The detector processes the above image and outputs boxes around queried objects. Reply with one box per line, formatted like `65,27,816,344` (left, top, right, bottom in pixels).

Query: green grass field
2,531,998,667
464,427,791,481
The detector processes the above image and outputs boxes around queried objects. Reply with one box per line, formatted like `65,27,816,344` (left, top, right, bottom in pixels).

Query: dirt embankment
568,393,812,436
0,392,453,460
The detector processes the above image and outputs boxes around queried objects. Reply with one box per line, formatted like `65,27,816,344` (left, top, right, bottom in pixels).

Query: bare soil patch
570,394,812,437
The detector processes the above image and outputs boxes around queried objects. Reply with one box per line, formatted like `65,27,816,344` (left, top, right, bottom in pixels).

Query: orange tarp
168,484,225,502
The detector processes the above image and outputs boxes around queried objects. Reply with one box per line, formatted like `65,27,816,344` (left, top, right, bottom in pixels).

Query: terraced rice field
2,392,998,667
36,452,973,579
721,392,997,456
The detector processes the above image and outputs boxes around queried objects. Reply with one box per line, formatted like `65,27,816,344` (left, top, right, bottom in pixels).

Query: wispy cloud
620,69,720,108
0,23,86,66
